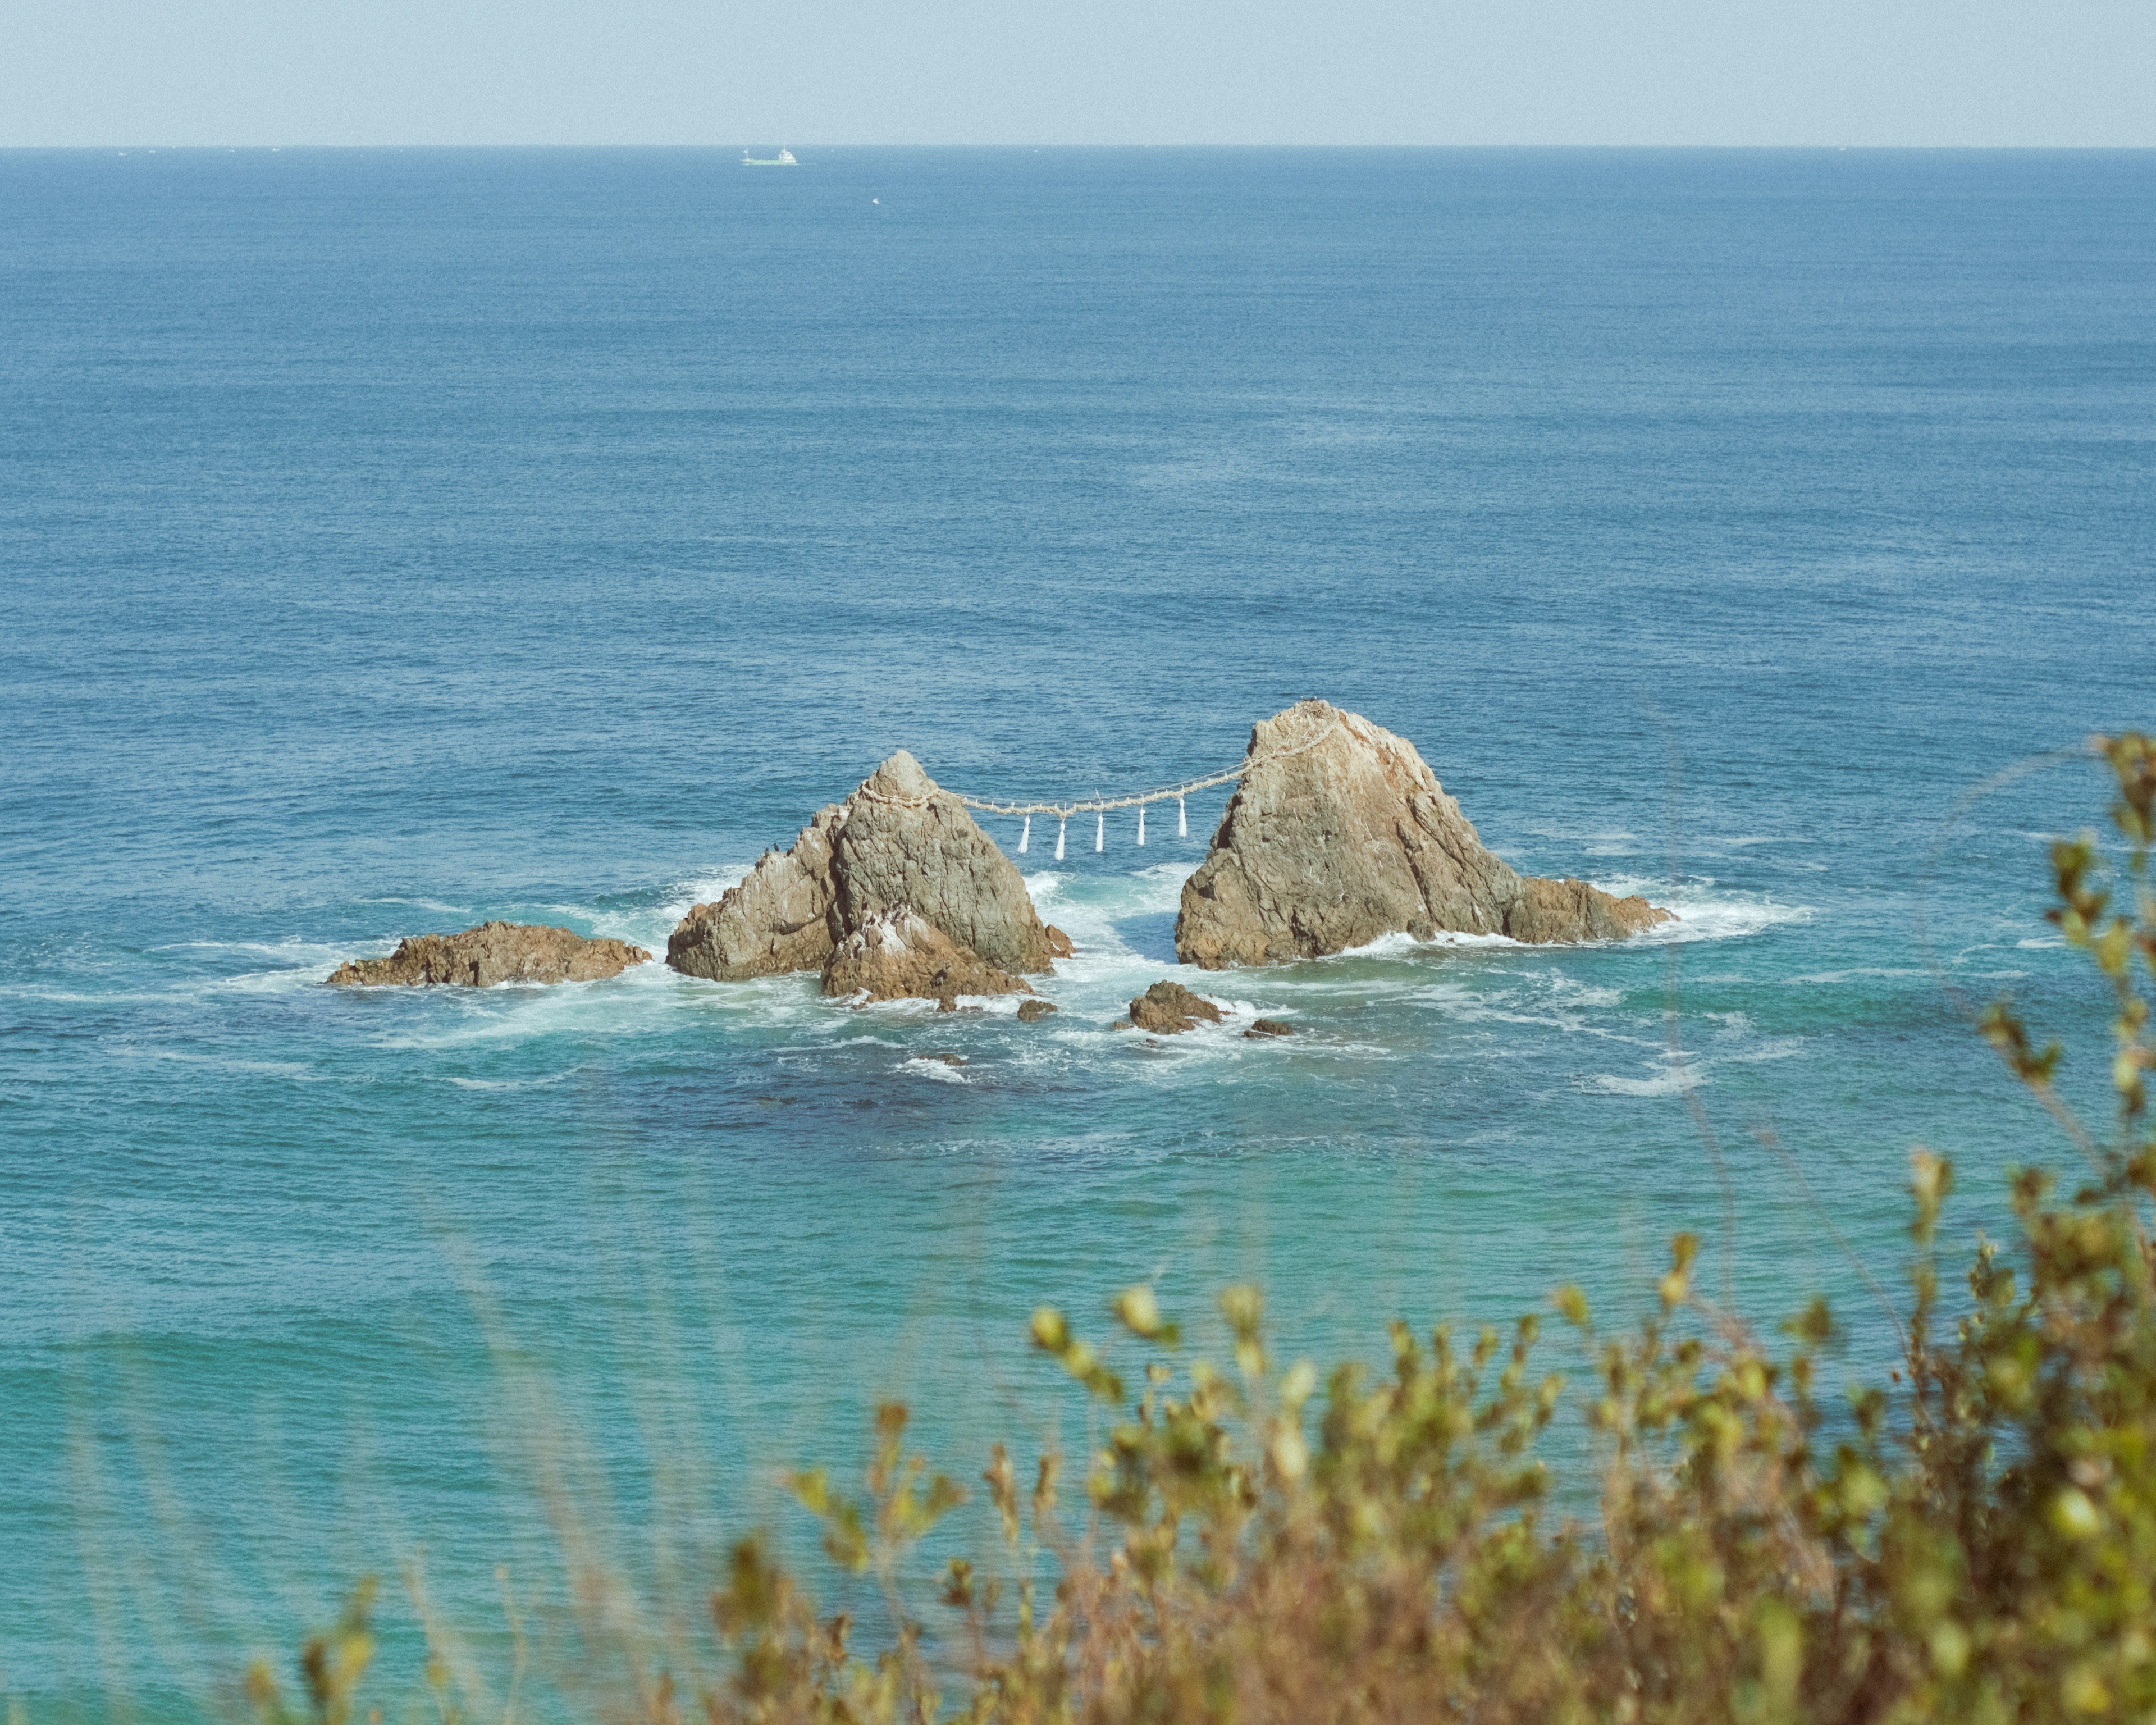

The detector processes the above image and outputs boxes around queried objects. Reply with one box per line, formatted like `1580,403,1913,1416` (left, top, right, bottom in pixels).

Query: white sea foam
899,1057,972,1084
655,869,751,924
1787,967,1925,985
1591,876,1814,946
1581,1066,1707,1097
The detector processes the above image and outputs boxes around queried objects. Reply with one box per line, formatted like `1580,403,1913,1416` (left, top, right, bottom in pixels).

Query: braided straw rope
855,715,1346,818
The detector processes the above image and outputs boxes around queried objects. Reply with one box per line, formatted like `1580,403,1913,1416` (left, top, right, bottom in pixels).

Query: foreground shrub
258,737,2156,1725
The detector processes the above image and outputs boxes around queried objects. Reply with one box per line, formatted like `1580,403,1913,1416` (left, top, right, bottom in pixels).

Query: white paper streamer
1137,806,1145,846
1019,814,1030,854
1178,796,1187,838
1055,819,1066,861
1095,812,1104,852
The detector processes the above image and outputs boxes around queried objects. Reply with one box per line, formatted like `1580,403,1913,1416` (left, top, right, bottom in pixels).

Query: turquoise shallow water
3,147,2154,1713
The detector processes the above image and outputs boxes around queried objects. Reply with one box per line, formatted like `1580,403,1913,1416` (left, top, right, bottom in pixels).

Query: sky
3,0,2153,147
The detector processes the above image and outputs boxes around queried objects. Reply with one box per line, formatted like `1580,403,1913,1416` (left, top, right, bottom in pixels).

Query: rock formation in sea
668,751,1071,1002
1175,700,1674,969
1017,998,1059,1021
821,907,1033,1006
1129,979,1226,1034
326,921,651,988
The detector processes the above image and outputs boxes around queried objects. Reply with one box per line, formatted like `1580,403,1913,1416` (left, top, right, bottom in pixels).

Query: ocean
3,146,2153,1716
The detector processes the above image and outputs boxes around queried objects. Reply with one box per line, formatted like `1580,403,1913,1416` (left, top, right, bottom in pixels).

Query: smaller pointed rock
1129,980,1225,1035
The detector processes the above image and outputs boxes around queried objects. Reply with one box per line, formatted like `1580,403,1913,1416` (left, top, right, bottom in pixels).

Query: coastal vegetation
240,733,2156,1723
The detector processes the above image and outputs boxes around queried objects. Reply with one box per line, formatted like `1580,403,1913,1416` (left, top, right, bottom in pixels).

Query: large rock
668,751,1069,1000
830,753,1060,975
327,922,651,988
1175,701,1674,968
823,907,1034,1005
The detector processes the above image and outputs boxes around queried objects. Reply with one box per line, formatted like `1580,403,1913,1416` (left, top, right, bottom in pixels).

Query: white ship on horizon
742,148,797,166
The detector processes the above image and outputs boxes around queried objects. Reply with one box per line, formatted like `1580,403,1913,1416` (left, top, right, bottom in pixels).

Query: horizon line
7,140,2155,153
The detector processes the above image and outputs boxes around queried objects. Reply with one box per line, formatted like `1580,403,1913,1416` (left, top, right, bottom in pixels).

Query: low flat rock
1506,875,1671,943
1175,700,1674,968
1017,998,1059,1021
1130,979,1225,1034
1244,1017,1295,1038
328,921,651,988
823,907,1034,1005
668,752,1071,1002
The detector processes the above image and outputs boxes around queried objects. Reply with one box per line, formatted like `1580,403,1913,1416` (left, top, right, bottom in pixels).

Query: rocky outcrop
1130,980,1226,1034
1245,1018,1294,1038
668,808,844,982
327,922,651,988
823,908,1034,1005
1175,701,1674,968
1506,875,1670,943
830,754,1061,975
668,751,1071,1002
1017,998,1059,1021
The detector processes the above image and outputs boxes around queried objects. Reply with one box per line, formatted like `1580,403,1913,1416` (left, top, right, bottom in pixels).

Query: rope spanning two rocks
858,715,1351,860
930,715,1347,820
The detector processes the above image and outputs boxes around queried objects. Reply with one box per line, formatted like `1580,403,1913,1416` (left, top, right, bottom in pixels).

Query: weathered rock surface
831,753,1060,975
1505,875,1671,944
1130,979,1225,1034
668,807,844,983
1245,1017,1295,1039
823,907,1033,1005
327,922,651,988
1175,701,1675,968
668,751,1070,1001
1017,998,1059,1021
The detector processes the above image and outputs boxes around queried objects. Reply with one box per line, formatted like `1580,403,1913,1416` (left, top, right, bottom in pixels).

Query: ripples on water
2,146,2152,1710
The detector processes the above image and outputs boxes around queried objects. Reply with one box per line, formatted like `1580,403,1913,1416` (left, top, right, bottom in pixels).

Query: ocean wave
1591,877,1814,946
1786,967,1925,985
1581,1066,1707,1098
899,1056,972,1084
655,869,751,924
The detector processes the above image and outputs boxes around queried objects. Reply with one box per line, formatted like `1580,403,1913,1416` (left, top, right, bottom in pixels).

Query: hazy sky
6,0,2153,147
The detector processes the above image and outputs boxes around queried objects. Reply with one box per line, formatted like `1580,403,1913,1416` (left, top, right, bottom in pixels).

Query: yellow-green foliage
260,736,2156,1725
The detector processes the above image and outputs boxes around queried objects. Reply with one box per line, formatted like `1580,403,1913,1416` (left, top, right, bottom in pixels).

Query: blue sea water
3,147,2153,1715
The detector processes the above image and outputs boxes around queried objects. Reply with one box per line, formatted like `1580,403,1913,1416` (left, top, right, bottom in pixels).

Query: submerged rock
823,907,1033,1005
327,921,651,988
1130,979,1226,1034
1244,1017,1295,1039
668,751,1072,1001
1175,701,1674,968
